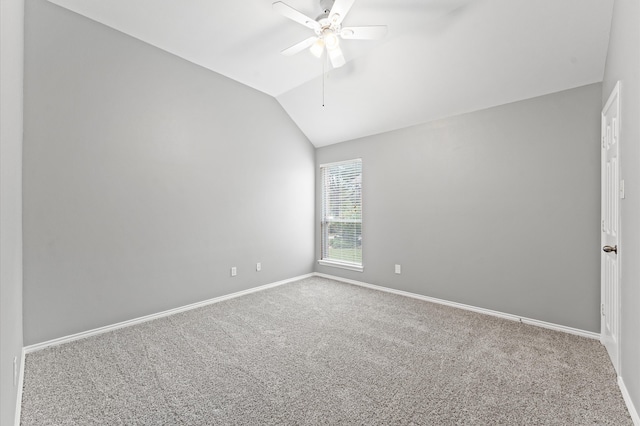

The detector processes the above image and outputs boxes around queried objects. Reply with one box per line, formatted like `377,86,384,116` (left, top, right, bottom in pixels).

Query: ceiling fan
273,0,388,68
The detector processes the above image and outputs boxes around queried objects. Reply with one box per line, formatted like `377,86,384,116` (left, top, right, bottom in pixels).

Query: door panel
601,82,621,375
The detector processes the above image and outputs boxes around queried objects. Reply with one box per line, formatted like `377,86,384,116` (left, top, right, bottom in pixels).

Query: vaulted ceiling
47,0,614,146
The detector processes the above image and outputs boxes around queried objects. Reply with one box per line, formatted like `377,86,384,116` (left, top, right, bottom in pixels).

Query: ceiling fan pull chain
322,53,325,108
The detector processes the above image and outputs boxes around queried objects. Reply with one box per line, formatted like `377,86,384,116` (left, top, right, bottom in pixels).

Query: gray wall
316,83,602,333
23,0,315,346
602,0,640,416
0,0,25,423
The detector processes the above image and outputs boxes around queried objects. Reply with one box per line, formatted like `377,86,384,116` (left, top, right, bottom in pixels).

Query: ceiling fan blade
281,36,319,56
340,25,388,40
328,0,356,26
328,46,346,68
273,2,321,31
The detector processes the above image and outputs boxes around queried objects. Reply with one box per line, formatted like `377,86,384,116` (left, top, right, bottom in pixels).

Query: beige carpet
20,276,632,425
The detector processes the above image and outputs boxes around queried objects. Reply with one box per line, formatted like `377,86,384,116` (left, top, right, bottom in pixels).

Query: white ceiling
47,0,614,147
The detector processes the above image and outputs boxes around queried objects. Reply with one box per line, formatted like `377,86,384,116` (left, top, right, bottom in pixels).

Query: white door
601,81,621,375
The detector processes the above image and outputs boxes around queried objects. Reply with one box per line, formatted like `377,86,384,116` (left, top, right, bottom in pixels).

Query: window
319,159,363,272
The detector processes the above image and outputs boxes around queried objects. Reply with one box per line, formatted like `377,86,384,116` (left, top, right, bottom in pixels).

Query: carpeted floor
20,276,632,425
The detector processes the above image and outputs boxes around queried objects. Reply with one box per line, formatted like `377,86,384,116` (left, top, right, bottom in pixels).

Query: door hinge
601,303,605,316
620,180,625,199
602,136,606,148
602,219,605,232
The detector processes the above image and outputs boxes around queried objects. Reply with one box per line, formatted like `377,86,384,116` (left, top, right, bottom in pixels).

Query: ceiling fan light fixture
310,38,325,58
323,30,339,50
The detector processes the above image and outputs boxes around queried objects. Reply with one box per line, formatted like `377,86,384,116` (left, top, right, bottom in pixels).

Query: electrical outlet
13,356,18,386
231,267,237,277
395,264,401,274
256,262,261,272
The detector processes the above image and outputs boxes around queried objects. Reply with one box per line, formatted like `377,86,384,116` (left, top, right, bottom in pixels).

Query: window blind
320,159,362,268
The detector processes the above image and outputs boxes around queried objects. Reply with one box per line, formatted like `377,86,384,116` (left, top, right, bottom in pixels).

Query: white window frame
318,159,363,272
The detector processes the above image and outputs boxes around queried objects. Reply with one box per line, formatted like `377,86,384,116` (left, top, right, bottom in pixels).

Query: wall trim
14,348,25,426
314,273,600,340
24,273,313,354
619,376,640,425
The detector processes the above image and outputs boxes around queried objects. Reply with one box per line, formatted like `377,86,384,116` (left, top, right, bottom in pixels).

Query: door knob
603,245,618,254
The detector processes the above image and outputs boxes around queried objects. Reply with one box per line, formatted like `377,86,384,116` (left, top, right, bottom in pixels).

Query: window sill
317,259,364,272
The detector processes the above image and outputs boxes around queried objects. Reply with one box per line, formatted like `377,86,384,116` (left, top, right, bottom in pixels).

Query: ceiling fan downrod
319,0,335,15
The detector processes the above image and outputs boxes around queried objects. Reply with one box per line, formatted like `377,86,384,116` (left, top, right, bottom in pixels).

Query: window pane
327,221,362,264
321,159,362,267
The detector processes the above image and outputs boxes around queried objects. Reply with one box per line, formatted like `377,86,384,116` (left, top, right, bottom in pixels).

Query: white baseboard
313,273,600,340
24,273,313,354
619,376,640,425
16,272,627,426
14,348,25,426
